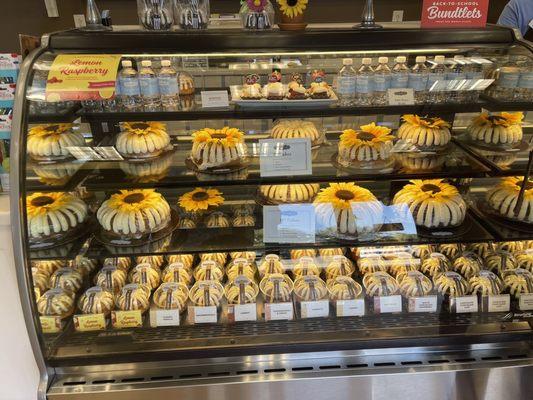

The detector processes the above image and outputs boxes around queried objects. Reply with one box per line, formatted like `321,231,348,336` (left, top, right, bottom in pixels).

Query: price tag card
259,138,312,177
374,295,402,314
111,310,143,329
149,308,180,327
189,306,218,324
485,295,510,313
263,204,315,243
408,295,438,313
519,293,533,311
67,146,124,161
227,303,257,322
201,90,229,108
40,316,62,334
336,299,365,317
73,314,107,331
451,295,478,313
387,88,415,105
265,302,294,321
300,300,329,318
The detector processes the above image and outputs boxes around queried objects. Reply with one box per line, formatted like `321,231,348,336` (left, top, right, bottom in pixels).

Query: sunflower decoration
27,124,86,161
29,123,73,138
277,0,308,18
313,182,383,237
467,112,524,146
116,122,171,159
392,179,466,229
472,112,524,128
191,127,245,147
190,127,248,171
178,188,225,213
338,123,394,163
401,115,451,130
397,115,452,148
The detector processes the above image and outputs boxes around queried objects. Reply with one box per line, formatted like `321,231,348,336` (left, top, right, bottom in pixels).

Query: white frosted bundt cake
486,177,533,223
26,192,87,240
271,120,323,147
27,124,85,161
190,127,248,171
116,122,171,159
259,184,320,204
467,112,523,146
338,123,394,164
97,189,171,238
392,179,466,229
397,115,451,148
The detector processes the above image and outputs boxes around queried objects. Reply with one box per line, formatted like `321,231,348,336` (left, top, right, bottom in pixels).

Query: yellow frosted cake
116,122,171,159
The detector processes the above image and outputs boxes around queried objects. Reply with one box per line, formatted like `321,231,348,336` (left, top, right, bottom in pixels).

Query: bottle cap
121,60,132,68
434,55,445,63
396,56,407,63
141,60,152,67
343,58,353,65
378,57,389,64
362,58,372,65
415,56,427,63
161,60,171,67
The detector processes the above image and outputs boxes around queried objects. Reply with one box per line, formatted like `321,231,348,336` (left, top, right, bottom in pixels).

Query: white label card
190,306,218,324
67,146,124,161
259,138,312,177
150,309,180,327
265,302,294,321
301,300,329,318
336,299,365,317
387,88,415,105
201,90,230,108
263,204,315,243
487,295,510,313
375,295,402,313
519,293,533,311
452,295,479,313
228,303,257,322
408,295,438,313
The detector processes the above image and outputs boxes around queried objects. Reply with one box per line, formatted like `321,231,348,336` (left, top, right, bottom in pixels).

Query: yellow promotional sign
45,54,121,102
73,314,107,332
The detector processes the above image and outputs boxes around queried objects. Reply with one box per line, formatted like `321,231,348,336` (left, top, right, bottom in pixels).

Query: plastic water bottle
355,58,374,106
516,65,533,101
409,56,429,104
373,57,391,105
391,56,409,89
491,59,520,101
466,57,486,102
428,55,447,104
446,56,468,103
158,60,180,109
337,58,357,106
118,60,142,111
139,60,161,109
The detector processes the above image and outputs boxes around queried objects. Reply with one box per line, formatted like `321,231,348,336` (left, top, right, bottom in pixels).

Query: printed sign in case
421,0,489,28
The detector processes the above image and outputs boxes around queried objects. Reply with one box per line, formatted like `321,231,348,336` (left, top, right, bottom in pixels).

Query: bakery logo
501,312,533,321
421,0,489,28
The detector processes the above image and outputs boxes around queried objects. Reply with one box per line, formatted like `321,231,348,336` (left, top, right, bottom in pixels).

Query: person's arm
498,1,526,35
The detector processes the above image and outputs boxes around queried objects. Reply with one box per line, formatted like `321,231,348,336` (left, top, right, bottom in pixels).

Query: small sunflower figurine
178,187,224,213
276,0,309,30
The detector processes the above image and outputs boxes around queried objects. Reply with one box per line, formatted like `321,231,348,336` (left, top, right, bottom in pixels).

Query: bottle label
356,75,372,93
446,72,467,81
373,75,390,92
139,76,159,96
120,77,140,96
158,76,179,96
390,74,409,89
408,74,428,91
427,73,446,90
518,72,533,89
337,76,356,95
499,71,520,88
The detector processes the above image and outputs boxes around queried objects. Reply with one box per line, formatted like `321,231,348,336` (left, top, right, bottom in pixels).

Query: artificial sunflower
401,115,451,129
398,115,452,148
104,189,166,211
191,127,245,147
394,179,459,203
27,192,77,217
472,112,524,128
314,182,378,210
277,0,308,18
339,123,393,148
178,188,225,212
244,0,269,12
122,122,168,135
491,176,533,197
28,123,73,138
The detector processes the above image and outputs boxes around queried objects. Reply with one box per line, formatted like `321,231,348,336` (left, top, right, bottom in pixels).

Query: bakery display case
11,26,533,400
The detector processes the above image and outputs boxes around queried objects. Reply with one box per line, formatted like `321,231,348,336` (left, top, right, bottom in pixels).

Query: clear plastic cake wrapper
396,271,433,297
115,283,151,313
226,258,257,282
469,270,504,296
193,261,224,282
259,273,294,303
362,271,400,297
189,280,224,308
49,267,83,294
258,254,286,277
153,282,189,311
37,288,75,319
129,263,161,291
327,276,363,301
433,271,470,297
285,256,322,279
161,262,193,286
501,268,533,299
94,265,127,294
224,276,259,305
293,276,328,302
77,286,115,317
323,255,355,281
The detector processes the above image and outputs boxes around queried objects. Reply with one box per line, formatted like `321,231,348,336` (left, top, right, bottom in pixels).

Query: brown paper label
73,314,107,331
111,310,143,329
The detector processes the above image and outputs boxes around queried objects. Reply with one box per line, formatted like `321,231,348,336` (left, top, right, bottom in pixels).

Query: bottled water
467,57,490,102
446,55,468,103
118,60,142,111
373,57,391,105
409,56,429,104
490,59,520,101
355,58,374,106
427,55,447,104
139,60,161,109
337,58,357,106
516,65,533,101
391,56,409,89
158,60,180,109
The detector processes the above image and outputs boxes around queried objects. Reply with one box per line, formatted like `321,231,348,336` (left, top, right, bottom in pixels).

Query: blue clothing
498,0,533,36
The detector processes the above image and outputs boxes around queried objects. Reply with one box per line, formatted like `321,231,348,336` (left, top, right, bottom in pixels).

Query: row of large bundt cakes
25,176,533,243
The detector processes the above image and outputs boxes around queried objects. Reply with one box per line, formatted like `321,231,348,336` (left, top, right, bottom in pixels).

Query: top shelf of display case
45,25,517,53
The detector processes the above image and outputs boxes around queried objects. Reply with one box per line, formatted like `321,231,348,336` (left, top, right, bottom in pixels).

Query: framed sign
421,0,489,28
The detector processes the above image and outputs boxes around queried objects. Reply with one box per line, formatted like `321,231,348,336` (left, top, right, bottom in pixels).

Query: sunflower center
421,184,442,194
211,133,227,139
45,125,60,132
31,196,55,207
356,132,375,141
336,190,356,201
130,123,150,130
192,191,209,201
517,180,533,190
287,0,298,5
488,116,505,123
123,193,145,204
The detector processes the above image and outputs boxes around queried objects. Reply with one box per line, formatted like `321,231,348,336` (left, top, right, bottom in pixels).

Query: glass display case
11,25,533,399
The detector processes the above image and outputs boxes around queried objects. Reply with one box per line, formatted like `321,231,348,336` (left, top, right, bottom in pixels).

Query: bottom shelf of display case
45,312,532,367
